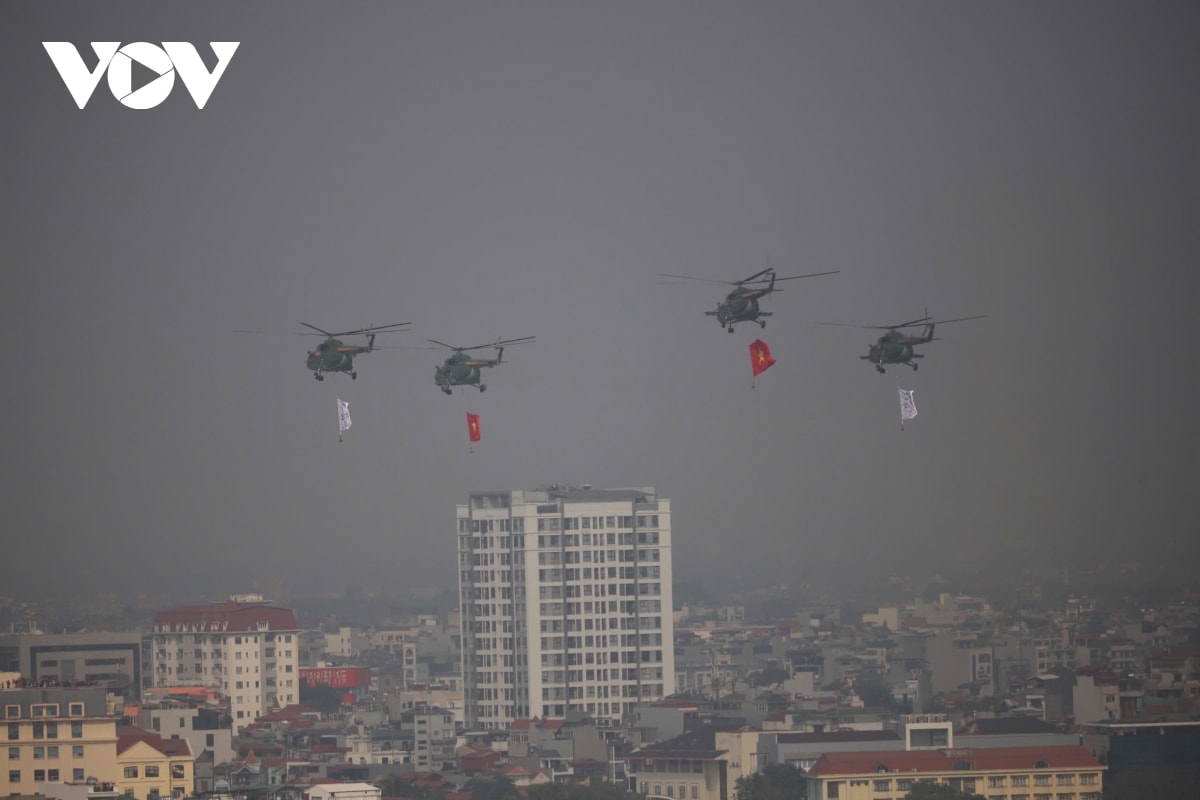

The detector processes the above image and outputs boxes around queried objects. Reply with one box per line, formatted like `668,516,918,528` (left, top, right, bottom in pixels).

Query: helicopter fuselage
307,338,366,380
864,331,932,372
710,288,772,331
435,353,495,393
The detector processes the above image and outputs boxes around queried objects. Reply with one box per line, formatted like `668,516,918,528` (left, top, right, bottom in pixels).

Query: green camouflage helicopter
823,314,985,373
657,267,839,332
428,336,535,394
300,321,411,381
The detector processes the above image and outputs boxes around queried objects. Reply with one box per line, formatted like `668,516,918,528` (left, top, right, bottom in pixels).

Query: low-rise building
805,744,1103,800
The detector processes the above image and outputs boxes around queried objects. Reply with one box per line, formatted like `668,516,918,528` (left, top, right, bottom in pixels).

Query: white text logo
43,42,240,109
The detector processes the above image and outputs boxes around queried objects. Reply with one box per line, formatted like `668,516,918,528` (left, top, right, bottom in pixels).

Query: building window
34,769,46,781
73,745,84,758
172,764,185,779
7,747,17,759
8,771,20,784
125,766,139,778
874,780,890,791
33,746,44,759
69,703,84,717
4,707,18,719
6,724,16,741
74,768,85,781
48,769,59,781
71,722,83,738
47,746,58,758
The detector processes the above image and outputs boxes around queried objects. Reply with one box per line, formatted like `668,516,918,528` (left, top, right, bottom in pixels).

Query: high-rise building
147,595,300,729
457,485,675,729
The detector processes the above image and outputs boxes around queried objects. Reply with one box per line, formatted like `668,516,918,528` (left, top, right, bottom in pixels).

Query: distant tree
902,783,984,800
376,774,445,800
298,681,342,714
465,776,520,800
851,677,893,707
1103,766,1200,800
529,782,637,800
750,667,791,688
734,763,807,800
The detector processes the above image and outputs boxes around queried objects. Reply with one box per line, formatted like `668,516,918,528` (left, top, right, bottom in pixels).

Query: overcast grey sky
3,2,1198,601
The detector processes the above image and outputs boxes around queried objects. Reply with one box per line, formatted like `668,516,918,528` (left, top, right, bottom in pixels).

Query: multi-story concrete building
147,596,300,729
0,632,143,698
1,683,120,795
804,744,1104,800
457,485,675,728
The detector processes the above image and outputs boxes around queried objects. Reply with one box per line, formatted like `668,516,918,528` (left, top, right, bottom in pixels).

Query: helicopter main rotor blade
299,322,334,337
426,339,464,351
655,272,737,285
819,317,932,330
489,336,536,347
734,268,774,285
771,270,841,281
928,314,988,325
330,321,412,337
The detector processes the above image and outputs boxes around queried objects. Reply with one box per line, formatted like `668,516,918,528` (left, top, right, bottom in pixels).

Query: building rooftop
807,744,1102,776
152,601,298,633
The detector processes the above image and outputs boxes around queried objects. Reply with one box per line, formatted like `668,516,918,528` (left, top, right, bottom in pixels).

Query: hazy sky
3,2,1198,601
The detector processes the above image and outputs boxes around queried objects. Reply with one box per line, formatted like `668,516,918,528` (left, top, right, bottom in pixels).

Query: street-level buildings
458,486,675,728
147,596,300,729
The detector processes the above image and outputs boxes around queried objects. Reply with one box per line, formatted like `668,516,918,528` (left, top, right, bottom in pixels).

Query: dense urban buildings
457,485,675,728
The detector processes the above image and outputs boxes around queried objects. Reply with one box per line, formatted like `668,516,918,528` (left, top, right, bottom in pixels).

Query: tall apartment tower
457,485,675,729
148,595,300,729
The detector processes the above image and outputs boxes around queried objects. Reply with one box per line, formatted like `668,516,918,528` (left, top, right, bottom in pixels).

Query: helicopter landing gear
728,326,736,333
351,371,358,380
479,383,487,392
876,365,886,374
314,372,325,381
758,319,767,328
442,387,452,395
910,363,919,371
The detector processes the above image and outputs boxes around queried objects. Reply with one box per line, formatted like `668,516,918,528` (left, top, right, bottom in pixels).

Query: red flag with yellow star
749,339,776,378
467,412,481,442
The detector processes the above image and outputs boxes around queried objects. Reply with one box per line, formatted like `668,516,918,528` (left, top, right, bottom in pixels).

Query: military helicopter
427,336,536,394
822,314,986,373
657,267,839,332
300,321,411,381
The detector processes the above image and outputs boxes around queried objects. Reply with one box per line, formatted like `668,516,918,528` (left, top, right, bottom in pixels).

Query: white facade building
457,485,675,729
148,596,301,729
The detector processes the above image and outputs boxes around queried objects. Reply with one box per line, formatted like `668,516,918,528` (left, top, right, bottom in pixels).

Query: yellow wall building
2,684,120,795
805,744,1104,800
116,728,194,800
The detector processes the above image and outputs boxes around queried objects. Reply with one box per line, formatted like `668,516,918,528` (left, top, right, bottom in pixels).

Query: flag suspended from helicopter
337,398,352,442
749,339,776,386
898,388,917,431
467,412,481,443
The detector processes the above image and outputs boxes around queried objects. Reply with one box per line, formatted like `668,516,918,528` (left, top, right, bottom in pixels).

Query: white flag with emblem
337,398,352,432
898,388,918,420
